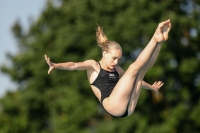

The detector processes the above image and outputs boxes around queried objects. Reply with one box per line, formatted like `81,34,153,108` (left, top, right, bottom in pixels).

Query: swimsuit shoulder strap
98,62,102,69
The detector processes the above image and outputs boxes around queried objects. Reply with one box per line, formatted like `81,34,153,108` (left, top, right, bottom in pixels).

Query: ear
102,51,107,58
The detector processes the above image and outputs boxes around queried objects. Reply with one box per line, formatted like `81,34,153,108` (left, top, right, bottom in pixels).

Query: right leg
103,20,171,116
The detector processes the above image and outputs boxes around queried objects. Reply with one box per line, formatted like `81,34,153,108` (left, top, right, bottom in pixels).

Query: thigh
127,71,145,115
102,64,140,116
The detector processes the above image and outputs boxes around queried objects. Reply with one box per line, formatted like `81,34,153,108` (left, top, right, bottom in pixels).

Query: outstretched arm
44,54,96,74
142,81,164,93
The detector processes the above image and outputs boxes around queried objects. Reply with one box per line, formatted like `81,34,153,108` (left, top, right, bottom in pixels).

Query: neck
99,59,114,72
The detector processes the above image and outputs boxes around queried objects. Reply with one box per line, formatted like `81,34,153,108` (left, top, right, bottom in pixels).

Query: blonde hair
96,25,122,53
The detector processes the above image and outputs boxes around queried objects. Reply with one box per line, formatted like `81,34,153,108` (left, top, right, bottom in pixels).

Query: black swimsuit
90,62,128,117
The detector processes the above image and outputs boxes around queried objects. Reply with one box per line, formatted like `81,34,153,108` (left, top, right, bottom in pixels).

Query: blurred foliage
0,0,200,132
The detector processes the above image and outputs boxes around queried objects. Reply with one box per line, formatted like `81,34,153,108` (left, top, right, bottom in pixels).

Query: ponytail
96,25,122,53
96,25,109,51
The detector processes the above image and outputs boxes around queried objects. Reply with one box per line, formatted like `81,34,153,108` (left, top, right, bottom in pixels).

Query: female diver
44,19,171,118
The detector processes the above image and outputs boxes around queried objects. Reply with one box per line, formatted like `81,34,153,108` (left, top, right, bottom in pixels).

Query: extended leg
127,20,172,115
127,42,163,115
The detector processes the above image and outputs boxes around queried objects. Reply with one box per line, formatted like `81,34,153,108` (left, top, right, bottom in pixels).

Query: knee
130,64,147,79
128,63,141,75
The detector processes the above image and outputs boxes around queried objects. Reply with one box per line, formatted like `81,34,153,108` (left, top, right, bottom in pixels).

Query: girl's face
103,49,122,71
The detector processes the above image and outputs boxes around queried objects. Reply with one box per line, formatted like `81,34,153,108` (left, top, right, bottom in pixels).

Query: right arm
44,54,96,74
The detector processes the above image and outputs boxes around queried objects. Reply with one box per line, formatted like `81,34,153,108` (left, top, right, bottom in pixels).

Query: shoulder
84,60,98,68
84,59,99,71
85,60,100,83
84,59,97,65
115,65,125,78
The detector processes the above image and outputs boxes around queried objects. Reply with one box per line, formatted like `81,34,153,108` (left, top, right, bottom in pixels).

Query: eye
113,57,121,60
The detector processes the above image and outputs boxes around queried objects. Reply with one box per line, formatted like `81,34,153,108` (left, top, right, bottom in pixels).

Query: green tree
0,0,200,133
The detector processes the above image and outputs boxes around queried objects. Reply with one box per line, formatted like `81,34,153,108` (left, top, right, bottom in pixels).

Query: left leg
127,42,163,115
126,21,171,115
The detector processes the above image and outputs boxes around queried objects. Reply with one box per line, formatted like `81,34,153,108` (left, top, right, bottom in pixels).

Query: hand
44,54,55,74
152,81,164,93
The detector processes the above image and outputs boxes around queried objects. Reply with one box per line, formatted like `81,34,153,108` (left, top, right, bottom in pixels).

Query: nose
114,59,118,65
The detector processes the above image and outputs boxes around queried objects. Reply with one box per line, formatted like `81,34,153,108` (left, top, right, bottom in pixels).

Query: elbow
69,62,76,71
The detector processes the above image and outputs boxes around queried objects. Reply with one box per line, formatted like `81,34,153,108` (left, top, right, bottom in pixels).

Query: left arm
142,81,164,92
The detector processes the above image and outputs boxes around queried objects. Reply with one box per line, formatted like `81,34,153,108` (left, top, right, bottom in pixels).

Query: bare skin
45,19,171,117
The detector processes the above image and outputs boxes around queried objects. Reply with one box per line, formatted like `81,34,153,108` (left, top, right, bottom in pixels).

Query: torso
86,60,123,102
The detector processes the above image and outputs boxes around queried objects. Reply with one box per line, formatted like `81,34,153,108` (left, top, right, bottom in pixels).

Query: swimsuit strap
98,62,117,72
98,62,102,68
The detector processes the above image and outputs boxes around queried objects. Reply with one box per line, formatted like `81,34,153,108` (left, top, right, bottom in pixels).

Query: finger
158,81,163,85
47,57,51,63
160,83,164,86
48,70,51,74
48,68,52,74
157,83,164,89
164,20,172,30
164,19,170,25
168,21,172,29
44,54,47,60
48,66,54,74
155,81,160,85
164,19,170,24
45,55,50,63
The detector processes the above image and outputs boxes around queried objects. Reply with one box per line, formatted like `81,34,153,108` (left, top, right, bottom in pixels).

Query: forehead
108,49,122,57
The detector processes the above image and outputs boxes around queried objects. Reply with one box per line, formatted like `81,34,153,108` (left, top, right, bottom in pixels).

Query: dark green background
1,0,200,132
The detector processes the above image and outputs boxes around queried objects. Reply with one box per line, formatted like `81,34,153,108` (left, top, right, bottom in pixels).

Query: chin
110,65,115,69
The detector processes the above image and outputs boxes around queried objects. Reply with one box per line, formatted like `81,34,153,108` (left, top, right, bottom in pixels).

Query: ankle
151,36,159,44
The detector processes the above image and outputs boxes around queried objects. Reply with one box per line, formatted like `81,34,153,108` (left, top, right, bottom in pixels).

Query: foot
163,19,171,41
153,19,172,43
